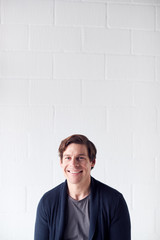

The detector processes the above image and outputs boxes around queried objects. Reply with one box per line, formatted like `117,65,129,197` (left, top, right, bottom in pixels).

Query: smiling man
34,134,131,240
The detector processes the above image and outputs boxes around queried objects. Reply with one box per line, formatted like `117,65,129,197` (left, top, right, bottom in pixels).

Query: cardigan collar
89,177,99,239
56,180,68,240
57,177,99,240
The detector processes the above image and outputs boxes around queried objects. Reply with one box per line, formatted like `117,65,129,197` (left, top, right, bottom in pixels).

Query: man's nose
70,157,79,166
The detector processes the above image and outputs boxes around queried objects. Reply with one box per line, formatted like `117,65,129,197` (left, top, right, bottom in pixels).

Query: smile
67,170,83,174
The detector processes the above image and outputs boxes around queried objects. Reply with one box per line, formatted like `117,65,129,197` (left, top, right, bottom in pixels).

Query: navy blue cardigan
34,177,131,240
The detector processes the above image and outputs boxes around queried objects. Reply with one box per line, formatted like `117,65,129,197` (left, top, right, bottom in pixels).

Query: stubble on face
60,143,95,187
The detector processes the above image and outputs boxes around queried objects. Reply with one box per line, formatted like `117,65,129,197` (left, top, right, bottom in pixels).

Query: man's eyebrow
63,153,87,156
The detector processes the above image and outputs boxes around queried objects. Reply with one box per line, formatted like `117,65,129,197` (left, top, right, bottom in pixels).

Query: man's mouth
67,170,83,174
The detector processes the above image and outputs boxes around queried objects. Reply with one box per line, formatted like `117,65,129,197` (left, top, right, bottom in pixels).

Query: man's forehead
63,143,88,155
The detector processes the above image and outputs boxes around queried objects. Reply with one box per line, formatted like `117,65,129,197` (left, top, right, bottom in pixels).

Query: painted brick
53,105,106,139
133,107,157,134
30,80,81,105
0,25,28,50
0,213,15,240
133,82,160,107
0,52,53,78
37,134,63,187
28,52,53,78
83,28,130,54
92,162,106,184
91,134,108,183
26,185,53,213
108,4,155,30
0,212,35,240
0,133,28,161
104,132,133,184
0,105,54,134
0,186,26,213
104,132,133,162
28,132,54,160
1,156,28,187
82,0,131,2
155,157,160,183
1,0,54,24
158,108,160,135
30,26,81,51
133,132,159,160
82,81,133,106
0,52,28,77
156,208,160,236
11,213,35,240
157,7,160,30
132,31,160,56
0,161,2,188
133,184,160,210
132,155,155,184
28,52,53,79
0,79,29,105
133,0,159,3
27,106,54,133
51,159,65,186
131,209,155,237
156,57,160,81
54,53,105,80
0,135,28,186
107,55,155,81
55,1,105,26
132,233,160,240
107,107,133,133
26,133,54,186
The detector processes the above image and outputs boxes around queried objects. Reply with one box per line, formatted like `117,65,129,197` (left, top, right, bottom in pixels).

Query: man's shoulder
91,177,126,211
91,177,123,199
36,181,67,217
40,181,66,204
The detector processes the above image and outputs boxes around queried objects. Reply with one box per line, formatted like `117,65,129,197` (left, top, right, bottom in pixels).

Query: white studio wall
0,0,160,239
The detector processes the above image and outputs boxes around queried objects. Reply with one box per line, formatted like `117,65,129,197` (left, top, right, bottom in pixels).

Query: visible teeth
69,171,81,173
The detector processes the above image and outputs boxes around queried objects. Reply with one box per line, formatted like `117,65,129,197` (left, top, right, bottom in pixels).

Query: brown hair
58,134,97,165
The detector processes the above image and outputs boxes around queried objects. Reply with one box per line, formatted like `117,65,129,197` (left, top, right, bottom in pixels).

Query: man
34,134,131,240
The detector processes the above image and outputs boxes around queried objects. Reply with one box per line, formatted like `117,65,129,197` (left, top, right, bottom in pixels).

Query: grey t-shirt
64,195,90,240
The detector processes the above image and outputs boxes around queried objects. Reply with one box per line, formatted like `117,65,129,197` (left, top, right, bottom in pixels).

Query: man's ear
91,159,96,168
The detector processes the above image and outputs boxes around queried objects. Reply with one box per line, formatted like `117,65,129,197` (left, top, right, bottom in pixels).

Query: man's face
60,143,95,186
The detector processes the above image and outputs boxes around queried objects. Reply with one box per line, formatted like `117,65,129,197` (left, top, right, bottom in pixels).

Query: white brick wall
107,4,155,30
30,26,81,51
0,1,160,240
0,52,53,78
83,28,131,54
54,53,105,79
1,0,54,24
82,81,133,106
106,55,155,81
30,80,82,105
0,25,28,50
132,31,160,56
55,2,106,26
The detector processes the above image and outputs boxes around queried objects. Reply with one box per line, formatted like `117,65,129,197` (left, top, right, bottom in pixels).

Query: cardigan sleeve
34,197,49,240
109,194,131,240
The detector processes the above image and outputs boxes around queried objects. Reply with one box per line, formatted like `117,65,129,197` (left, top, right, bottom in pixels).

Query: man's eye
78,157,85,160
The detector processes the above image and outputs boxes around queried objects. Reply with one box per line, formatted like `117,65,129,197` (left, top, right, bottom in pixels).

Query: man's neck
67,179,91,201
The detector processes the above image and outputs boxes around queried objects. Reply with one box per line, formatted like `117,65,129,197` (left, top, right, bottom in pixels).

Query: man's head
58,134,97,169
